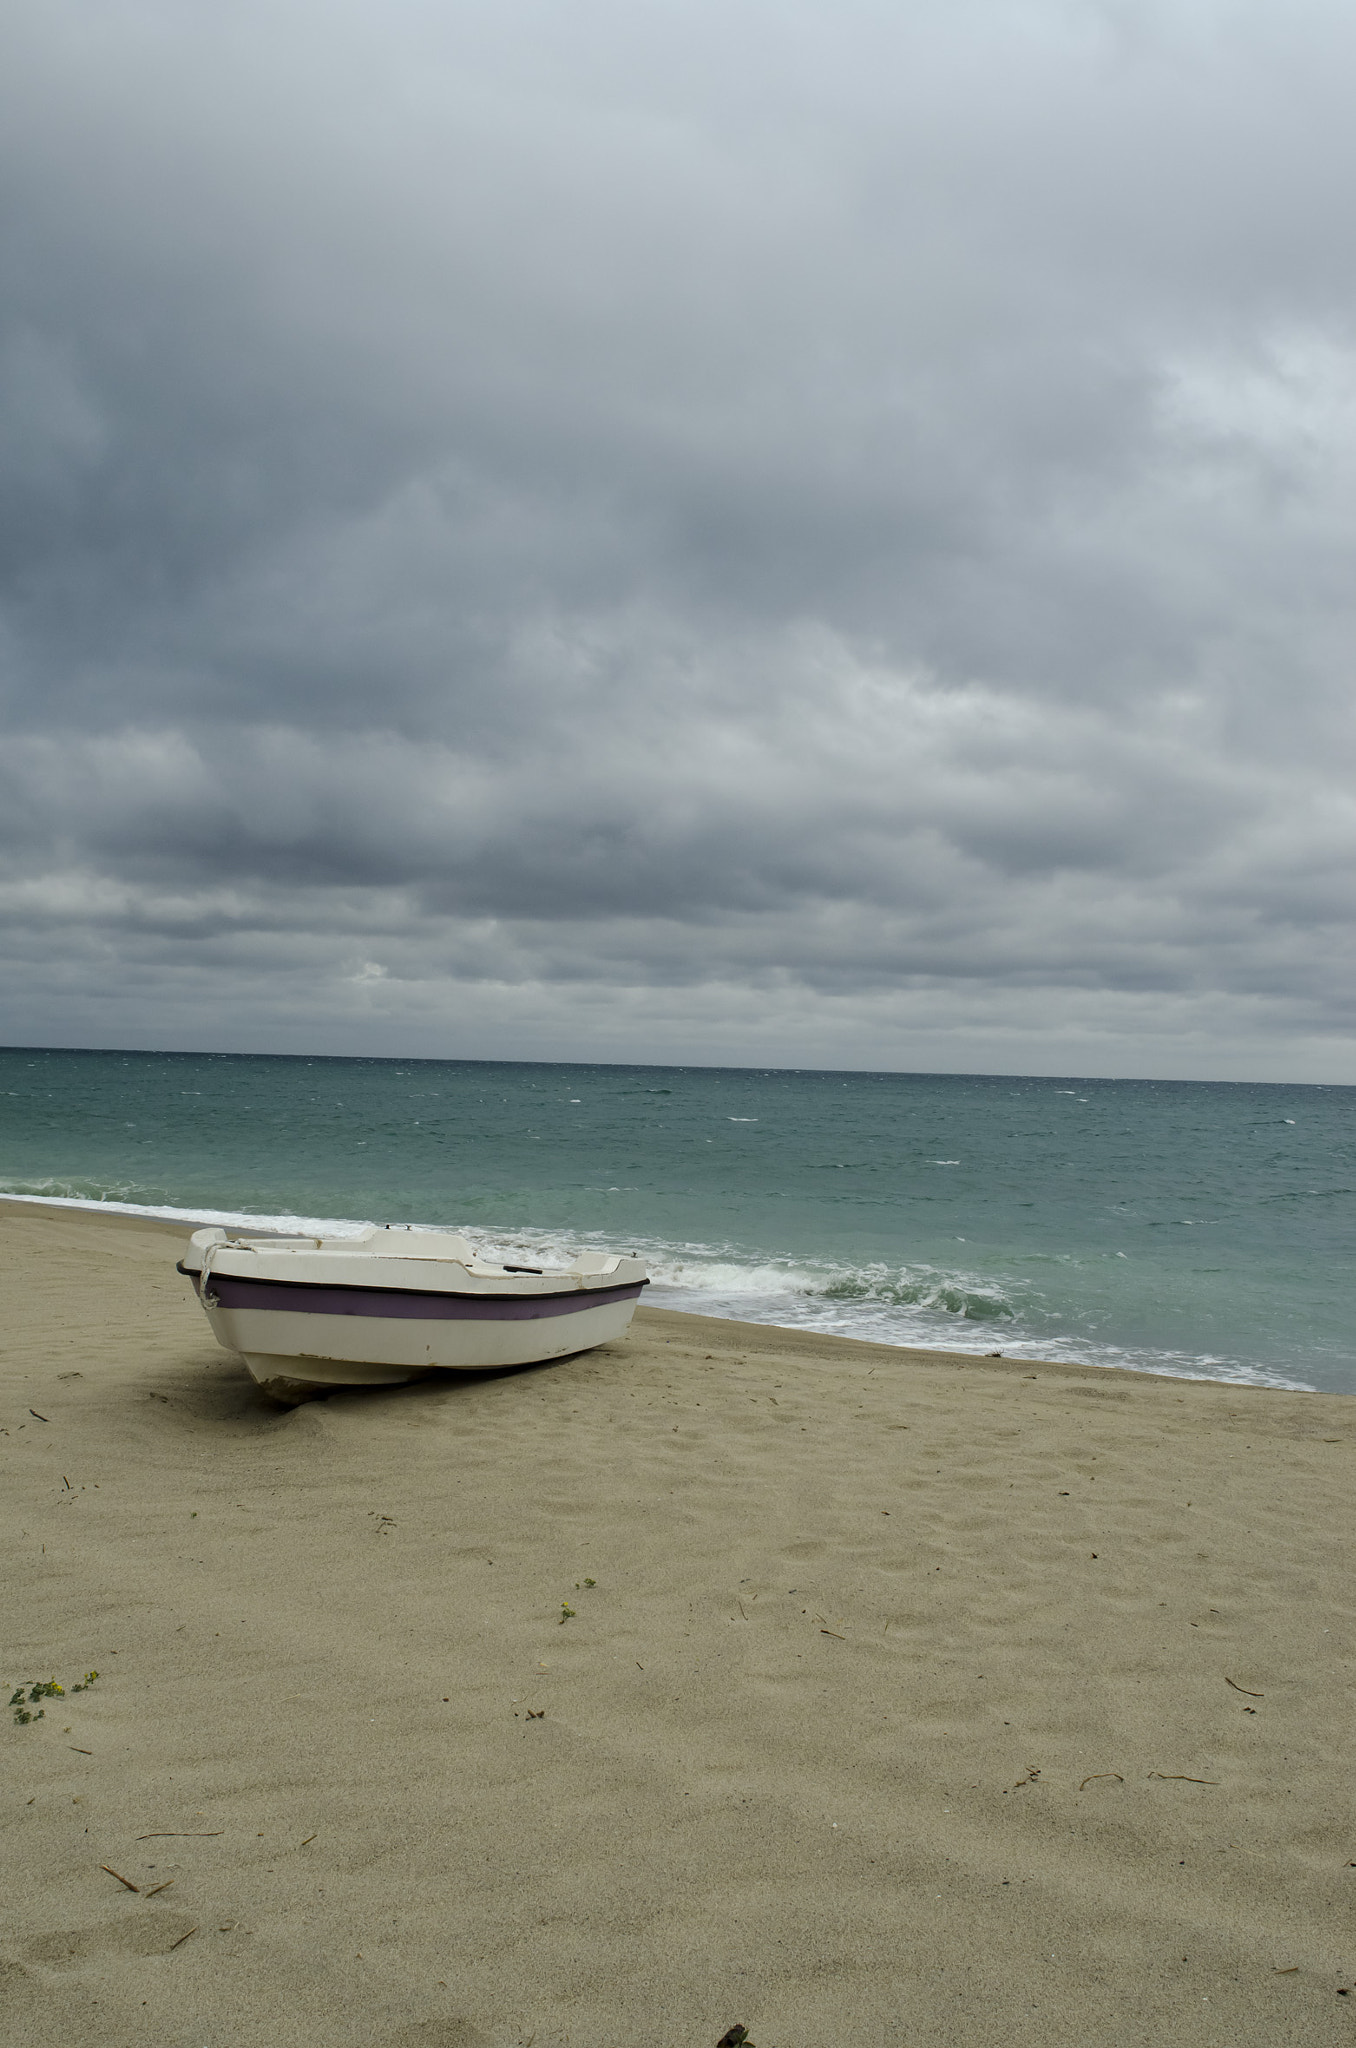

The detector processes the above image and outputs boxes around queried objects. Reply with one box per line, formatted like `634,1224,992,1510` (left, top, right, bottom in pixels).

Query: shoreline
3,1199,1354,2044
0,1191,1319,1396
0,1192,1254,1391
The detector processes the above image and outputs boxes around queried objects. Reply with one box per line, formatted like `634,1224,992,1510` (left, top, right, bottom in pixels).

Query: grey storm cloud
2,0,1355,1076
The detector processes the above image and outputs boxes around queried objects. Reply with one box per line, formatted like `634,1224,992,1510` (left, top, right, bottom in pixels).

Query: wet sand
2,1198,1354,2046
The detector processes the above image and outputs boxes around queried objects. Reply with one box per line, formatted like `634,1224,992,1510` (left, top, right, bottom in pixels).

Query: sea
1,1047,1351,1395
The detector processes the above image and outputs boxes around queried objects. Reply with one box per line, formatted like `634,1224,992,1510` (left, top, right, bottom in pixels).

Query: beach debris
717,2028,754,2047
68,1745,93,1755
526,1709,546,1720
820,1629,846,1640
101,1864,140,1892
143,1880,175,1897
135,1830,223,1840
1078,1773,1124,1791
1148,1773,1219,1784
300,1834,318,1846
1225,1676,1264,1698
29,1409,49,1422
168,1927,198,1950
1011,1766,1041,1790
1273,1966,1299,1974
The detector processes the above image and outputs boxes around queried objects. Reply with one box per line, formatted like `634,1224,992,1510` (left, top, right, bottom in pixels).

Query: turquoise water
1,1047,1351,1393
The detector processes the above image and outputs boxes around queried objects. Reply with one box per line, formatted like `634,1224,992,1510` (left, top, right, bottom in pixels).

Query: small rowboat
178,1224,648,1403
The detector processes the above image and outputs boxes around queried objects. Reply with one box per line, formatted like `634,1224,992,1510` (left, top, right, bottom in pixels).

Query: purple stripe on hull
201,1273,646,1323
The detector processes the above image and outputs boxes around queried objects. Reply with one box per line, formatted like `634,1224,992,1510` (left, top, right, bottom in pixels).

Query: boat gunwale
177,1259,648,1314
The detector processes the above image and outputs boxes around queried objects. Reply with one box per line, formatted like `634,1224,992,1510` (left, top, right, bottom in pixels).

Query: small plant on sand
559,1602,576,1623
8,1672,97,1725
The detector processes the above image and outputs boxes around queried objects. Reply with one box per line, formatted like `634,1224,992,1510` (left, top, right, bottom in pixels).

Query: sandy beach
2,1200,1353,2046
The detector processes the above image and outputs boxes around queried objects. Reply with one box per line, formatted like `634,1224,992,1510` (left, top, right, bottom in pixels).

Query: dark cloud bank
3,1,1354,1078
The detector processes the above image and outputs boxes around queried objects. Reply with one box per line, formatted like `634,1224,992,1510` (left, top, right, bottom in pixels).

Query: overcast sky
3,0,1354,1079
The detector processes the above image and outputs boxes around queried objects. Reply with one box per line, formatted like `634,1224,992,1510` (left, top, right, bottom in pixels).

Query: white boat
178,1224,649,1403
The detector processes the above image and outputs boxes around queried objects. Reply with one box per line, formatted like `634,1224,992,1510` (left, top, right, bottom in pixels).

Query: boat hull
190,1269,645,1399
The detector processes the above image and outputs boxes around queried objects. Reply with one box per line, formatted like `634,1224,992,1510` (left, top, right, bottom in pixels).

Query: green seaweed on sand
8,1671,98,1724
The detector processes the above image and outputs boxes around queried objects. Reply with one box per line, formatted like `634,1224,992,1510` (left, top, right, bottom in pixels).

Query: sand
1,1199,1353,2047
